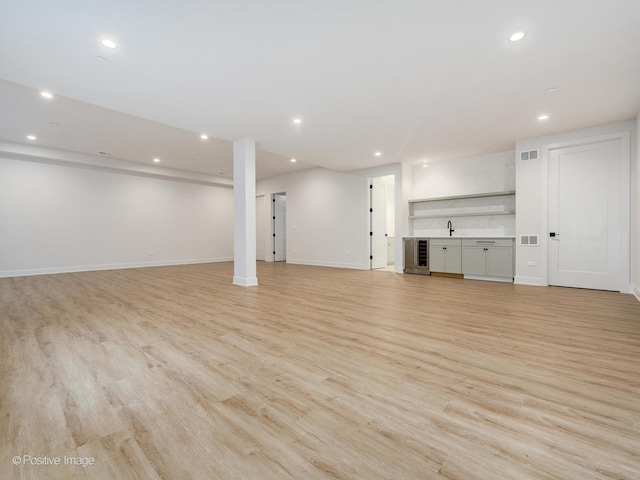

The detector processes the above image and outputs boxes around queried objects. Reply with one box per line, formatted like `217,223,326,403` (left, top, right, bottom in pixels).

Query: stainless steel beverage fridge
403,237,430,275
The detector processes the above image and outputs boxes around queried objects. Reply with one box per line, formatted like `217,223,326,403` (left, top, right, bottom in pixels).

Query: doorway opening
369,175,396,270
272,192,287,262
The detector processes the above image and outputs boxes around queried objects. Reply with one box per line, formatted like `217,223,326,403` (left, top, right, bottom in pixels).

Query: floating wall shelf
409,190,516,204
410,210,516,219
409,190,516,235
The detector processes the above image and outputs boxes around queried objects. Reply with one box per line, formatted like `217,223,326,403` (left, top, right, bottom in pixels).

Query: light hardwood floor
1,262,639,479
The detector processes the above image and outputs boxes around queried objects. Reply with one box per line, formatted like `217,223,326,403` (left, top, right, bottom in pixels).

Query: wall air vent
520,235,539,246
520,149,539,161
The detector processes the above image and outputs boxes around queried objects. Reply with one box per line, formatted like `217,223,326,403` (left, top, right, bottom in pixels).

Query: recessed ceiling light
374,151,382,157
509,31,526,42
293,118,302,125
26,135,37,140
101,38,117,49
422,162,428,168
290,158,297,163
153,158,160,163
40,91,53,99
538,114,550,121
200,134,209,140
546,87,557,93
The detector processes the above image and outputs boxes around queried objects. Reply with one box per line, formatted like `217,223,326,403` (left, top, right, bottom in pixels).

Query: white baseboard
514,276,545,286
0,257,233,278
633,284,640,303
285,259,368,270
232,276,259,287
464,275,513,283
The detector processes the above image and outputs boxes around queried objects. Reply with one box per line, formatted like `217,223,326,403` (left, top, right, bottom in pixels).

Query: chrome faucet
447,220,455,237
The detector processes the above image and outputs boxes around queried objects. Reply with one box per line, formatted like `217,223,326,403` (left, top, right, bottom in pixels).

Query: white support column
233,138,258,286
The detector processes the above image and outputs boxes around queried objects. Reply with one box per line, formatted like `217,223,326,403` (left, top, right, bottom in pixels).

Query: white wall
515,120,636,291
0,155,234,277
257,167,369,269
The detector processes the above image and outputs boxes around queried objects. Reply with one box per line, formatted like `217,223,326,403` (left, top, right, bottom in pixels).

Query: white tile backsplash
413,150,515,199
413,214,516,237
410,150,516,237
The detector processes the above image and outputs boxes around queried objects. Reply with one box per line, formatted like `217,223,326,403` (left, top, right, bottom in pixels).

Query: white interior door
370,177,387,269
548,138,622,291
256,195,265,261
273,193,286,262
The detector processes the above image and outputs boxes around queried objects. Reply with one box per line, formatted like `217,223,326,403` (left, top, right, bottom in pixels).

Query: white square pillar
233,138,258,286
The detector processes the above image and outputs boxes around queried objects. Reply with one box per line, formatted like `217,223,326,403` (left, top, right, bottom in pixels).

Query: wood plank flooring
1,262,639,479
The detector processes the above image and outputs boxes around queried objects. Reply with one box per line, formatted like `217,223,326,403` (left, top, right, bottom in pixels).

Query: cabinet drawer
462,238,513,247
429,238,462,247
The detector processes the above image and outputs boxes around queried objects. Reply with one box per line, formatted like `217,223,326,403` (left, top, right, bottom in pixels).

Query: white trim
514,276,545,286
540,143,550,287
463,275,513,283
285,259,368,270
633,284,640,303
232,276,259,287
0,257,233,279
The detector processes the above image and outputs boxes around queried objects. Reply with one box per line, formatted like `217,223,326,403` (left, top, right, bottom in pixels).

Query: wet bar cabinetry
429,238,462,274
461,238,514,278
427,237,515,280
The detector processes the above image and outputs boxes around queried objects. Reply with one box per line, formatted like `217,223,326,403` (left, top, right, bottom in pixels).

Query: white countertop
403,236,515,239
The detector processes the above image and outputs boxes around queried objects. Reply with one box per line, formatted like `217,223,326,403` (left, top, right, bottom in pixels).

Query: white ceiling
1,0,639,179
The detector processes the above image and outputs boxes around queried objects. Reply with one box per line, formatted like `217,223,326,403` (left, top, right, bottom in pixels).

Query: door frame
272,192,287,262
540,131,630,293
369,176,388,269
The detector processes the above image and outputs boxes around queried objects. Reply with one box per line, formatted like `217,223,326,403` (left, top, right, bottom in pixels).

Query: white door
256,195,266,261
370,177,387,269
273,193,286,262
548,138,622,291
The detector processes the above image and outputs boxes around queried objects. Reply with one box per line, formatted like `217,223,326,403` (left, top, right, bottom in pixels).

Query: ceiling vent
520,149,539,161
520,234,539,246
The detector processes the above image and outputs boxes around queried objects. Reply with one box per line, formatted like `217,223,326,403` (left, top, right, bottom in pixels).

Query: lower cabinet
429,239,462,274
462,239,513,278
427,237,514,278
